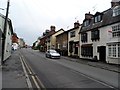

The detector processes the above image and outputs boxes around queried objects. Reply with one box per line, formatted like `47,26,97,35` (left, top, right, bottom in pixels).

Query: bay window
108,43,120,58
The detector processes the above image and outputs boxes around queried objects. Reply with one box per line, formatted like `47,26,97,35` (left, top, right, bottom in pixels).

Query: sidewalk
61,56,120,73
2,51,28,89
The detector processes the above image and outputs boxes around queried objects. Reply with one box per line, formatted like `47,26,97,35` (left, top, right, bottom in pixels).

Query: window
112,24,120,37
94,15,102,23
108,45,111,57
108,43,120,58
113,6,120,16
81,46,93,57
70,31,75,38
81,33,87,42
91,30,100,41
83,20,90,27
118,44,120,57
113,45,116,57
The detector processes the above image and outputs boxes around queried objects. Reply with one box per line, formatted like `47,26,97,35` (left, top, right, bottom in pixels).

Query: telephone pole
1,0,10,65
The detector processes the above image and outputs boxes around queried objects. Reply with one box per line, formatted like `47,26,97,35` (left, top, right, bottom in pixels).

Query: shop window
81,46,93,57
108,43,120,58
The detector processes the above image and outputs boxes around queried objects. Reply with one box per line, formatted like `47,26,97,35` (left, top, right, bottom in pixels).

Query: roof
79,7,120,33
111,0,120,2
56,30,68,37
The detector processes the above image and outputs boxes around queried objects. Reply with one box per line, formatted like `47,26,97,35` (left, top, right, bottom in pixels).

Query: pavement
1,50,120,89
2,50,28,89
61,56,120,73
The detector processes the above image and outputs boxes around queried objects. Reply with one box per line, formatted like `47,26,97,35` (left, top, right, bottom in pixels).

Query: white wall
79,25,111,60
3,22,12,61
68,27,80,56
106,22,120,64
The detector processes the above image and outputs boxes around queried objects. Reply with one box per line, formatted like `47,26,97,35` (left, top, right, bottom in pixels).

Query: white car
45,49,60,59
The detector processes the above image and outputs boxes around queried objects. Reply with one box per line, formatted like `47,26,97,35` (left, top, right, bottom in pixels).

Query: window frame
91,29,100,41
70,31,75,38
83,20,90,27
108,43,120,58
81,33,87,42
112,24,120,37
113,6,120,17
94,15,102,23
81,46,93,57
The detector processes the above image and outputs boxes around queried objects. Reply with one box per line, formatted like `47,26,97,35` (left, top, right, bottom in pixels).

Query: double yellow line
19,52,45,90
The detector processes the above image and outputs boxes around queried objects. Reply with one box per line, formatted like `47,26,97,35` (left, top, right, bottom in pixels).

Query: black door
99,46,106,62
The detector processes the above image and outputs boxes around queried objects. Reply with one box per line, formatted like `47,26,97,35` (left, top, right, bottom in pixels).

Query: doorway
98,46,106,62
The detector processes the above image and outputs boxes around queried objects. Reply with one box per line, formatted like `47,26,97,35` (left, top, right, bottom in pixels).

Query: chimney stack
111,0,120,7
50,26,56,31
74,21,80,28
85,12,93,20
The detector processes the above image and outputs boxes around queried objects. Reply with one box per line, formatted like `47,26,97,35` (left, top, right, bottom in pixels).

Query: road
19,48,119,89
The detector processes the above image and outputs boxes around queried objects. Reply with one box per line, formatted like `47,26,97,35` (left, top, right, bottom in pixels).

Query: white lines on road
19,52,45,90
20,56,33,89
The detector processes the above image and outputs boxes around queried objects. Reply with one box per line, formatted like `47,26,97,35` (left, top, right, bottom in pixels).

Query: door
99,46,106,62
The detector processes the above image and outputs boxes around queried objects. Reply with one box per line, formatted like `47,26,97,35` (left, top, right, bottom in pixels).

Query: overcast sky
0,0,112,45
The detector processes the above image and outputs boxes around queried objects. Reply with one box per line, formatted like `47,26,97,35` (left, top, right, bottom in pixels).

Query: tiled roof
80,7,120,33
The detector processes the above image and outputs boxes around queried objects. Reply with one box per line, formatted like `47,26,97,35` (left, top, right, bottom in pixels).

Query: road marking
19,52,46,89
20,56,33,89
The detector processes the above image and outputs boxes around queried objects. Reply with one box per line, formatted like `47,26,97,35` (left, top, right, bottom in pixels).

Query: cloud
1,0,111,45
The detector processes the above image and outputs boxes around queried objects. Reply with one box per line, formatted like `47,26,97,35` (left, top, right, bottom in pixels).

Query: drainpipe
1,0,10,65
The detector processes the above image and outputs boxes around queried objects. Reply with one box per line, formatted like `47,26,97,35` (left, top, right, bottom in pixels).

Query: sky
0,0,112,45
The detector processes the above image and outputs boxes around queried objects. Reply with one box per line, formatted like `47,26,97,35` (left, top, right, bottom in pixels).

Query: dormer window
83,20,90,27
113,6,120,16
94,15,102,23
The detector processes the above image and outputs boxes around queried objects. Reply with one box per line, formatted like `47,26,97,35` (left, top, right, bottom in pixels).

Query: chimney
111,0,120,7
50,26,56,31
85,12,93,20
74,21,80,28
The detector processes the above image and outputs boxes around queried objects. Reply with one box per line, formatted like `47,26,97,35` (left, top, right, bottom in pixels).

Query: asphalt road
20,48,119,89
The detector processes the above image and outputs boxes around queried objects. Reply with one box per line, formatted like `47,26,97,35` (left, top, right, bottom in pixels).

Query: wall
50,30,64,49
106,22,120,64
3,22,12,61
79,25,110,60
68,27,80,56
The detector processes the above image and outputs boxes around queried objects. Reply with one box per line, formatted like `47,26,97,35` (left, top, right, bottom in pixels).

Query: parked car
45,49,60,59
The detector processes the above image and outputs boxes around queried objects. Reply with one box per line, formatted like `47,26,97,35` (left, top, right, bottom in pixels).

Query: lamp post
1,0,10,65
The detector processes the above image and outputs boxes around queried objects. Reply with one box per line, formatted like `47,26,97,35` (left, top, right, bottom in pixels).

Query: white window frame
108,43,120,58
112,24,120,37
113,6,120,16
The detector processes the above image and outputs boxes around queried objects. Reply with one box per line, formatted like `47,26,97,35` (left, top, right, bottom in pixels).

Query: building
12,33,19,44
12,33,19,50
39,26,55,52
56,30,68,56
68,21,81,58
79,0,120,64
0,13,13,63
47,28,64,50
18,38,25,48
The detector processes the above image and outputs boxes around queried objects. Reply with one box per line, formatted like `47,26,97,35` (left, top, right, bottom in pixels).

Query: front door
99,46,106,62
